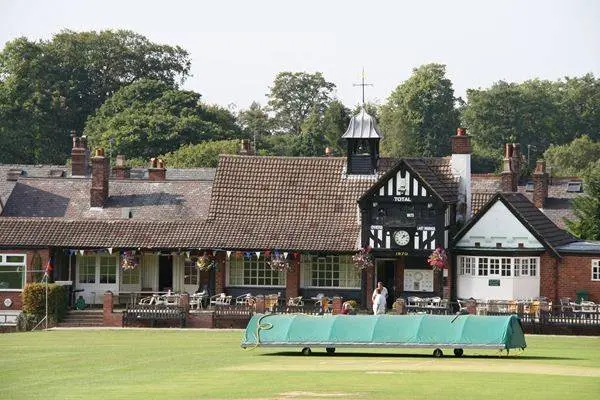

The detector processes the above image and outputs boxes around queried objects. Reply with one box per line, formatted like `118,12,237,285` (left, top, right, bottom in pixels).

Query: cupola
342,108,381,175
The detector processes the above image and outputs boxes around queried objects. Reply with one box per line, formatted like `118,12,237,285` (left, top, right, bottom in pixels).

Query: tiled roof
456,192,577,257
0,164,67,205
404,158,458,203
500,192,577,250
471,175,584,229
0,218,211,248
1,178,212,220
206,155,378,252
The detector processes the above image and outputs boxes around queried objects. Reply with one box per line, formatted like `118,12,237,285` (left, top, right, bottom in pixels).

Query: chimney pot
325,147,332,156
95,148,105,157
148,156,166,181
456,127,466,136
90,148,109,207
116,155,126,167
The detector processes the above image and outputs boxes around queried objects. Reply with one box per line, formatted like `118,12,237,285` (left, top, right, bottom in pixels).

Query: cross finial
353,68,373,106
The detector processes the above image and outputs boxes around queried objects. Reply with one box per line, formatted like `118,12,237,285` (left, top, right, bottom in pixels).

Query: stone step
58,322,105,327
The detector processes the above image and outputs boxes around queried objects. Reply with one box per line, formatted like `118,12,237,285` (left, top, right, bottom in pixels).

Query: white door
75,255,119,305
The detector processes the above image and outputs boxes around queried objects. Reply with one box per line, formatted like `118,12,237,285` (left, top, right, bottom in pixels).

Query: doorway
376,259,396,309
159,255,173,291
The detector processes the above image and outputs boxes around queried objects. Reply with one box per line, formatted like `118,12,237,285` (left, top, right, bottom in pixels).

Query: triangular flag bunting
256,251,261,259
79,250,85,255
226,251,232,259
283,252,288,259
108,247,113,255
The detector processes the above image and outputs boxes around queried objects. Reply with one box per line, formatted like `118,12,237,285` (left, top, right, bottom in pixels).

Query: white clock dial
394,230,410,246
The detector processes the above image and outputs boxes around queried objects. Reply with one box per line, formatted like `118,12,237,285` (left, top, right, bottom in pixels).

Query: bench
122,304,186,328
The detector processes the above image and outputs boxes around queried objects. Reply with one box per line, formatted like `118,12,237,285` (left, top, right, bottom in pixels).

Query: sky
1,0,599,111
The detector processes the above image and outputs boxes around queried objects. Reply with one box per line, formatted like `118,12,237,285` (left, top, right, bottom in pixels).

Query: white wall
457,275,540,300
456,201,543,249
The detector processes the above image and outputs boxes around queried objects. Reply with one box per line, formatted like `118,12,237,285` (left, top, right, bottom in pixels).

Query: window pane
0,266,24,289
6,255,25,263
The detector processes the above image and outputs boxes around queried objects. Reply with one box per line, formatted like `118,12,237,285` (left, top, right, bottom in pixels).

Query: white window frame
227,255,286,288
0,254,27,291
457,255,540,279
592,260,600,281
184,258,200,286
300,255,361,289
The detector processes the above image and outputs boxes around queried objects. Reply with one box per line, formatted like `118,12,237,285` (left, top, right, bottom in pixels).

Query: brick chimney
239,139,253,155
71,132,90,177
90,148,109,208
450,128,472,220
501,143,517,192
533,160,549,208
148,157,166,181
512,143,522,189
112,155,131,180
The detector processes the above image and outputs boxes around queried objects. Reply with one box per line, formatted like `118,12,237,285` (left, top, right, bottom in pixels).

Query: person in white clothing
372,288,385,315
372,282,388,309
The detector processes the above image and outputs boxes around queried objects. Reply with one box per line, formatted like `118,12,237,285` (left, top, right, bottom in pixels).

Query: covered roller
241,314,526,356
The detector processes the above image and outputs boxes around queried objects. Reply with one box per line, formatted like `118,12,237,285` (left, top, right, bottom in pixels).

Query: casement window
458,256,475,276
184,258,200,286
78,255,118,284
301,255,360,289
228,255,286,287
592,260,600,281
489,258,500,276
121,265,140,285
501,258,512,277
458,256,539,278
477,257,489,276
0,254,26,290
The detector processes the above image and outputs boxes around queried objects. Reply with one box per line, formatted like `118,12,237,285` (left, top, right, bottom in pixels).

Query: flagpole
45,273,48,330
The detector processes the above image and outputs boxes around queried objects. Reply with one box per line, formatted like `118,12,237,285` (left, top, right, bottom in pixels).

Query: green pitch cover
241,314,526,351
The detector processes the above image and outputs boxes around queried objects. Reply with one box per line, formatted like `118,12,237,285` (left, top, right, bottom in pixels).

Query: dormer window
566,181,583,193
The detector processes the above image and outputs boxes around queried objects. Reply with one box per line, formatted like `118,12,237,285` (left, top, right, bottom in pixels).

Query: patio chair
190,291,208,310
287,296,303,307
236,293,254,306
210,293,232,307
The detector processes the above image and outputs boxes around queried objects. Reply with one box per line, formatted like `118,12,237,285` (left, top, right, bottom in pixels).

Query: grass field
1,329,599,400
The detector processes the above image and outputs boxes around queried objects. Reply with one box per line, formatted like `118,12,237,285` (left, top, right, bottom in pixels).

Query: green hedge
22,283,68,323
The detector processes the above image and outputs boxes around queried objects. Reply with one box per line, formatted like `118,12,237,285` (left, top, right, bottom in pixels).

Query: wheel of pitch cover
453,348,464,357
326,347,336,355
433,348,443,357
301,347,312,356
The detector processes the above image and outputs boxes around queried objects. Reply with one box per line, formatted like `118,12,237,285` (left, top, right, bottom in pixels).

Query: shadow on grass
261,351,580,361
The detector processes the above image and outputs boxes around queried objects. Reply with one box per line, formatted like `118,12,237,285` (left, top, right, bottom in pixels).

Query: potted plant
120,250,139,271
196,254,215,272
267,253,290,272
427,247,448,272
352,246,374,271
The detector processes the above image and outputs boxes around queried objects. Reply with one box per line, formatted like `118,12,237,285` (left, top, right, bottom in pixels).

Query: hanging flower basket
427,247,448,272
120,250,139,271
196,254,215,272
352,246,374,271
267,253,291,272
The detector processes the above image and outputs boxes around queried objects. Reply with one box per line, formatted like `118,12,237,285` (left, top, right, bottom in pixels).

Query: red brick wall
0,248,50,311
215,252,226,294
285,257,300,299
556,254,600,303
539,252,557,301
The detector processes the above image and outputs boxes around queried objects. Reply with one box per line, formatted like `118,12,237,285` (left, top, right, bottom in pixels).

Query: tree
0,30,190,163
379,64,459,157
84,79,242,160
160,140,240,168
299,100,351,156
461,75,600,162
237,101,274,151
543,136,600,177
267,71,335,135
565,161,600,240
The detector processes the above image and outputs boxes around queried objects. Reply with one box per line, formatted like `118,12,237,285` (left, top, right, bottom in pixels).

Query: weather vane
353,68,373,106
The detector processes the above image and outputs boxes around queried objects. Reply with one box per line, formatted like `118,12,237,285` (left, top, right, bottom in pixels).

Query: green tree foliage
0,30,190,164
379,64,459,157
462,74,600,164
565,161,600,240
237,101,274,151
299,100,351,156
160,140,240,168
84,79,242,160
267,71,335,135
543,136,600,177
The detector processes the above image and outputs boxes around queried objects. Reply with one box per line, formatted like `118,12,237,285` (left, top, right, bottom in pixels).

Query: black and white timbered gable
358,158,458,255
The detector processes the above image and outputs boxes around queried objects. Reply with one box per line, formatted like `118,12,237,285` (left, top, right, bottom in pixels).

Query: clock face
394,230,410,246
